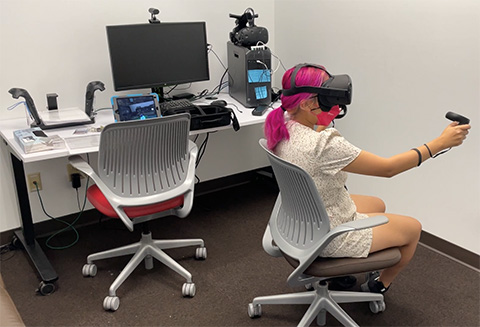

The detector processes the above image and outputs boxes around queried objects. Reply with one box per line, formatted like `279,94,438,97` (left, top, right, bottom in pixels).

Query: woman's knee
375,197,386,213
393,214,422,244
370,214,422,252
407,216,422,240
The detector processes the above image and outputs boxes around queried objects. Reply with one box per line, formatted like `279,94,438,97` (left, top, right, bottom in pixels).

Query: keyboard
159,99,196,112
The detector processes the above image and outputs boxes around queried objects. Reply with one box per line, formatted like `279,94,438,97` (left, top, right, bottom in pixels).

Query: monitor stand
152,87,165,102
152,87,194,102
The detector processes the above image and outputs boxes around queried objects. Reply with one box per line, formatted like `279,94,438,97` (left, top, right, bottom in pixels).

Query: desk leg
11,154,58,294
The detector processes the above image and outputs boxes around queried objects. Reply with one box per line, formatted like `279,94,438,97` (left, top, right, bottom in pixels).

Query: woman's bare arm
343,122,470,178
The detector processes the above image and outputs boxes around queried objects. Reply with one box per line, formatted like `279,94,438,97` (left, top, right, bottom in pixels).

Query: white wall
274,0,480,254
0,0,274,232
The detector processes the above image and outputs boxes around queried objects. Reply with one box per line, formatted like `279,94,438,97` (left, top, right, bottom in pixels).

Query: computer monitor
106,22,210,98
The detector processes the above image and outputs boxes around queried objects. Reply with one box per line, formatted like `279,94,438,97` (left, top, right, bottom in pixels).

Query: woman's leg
368,213,422,287
351,195,421,287
351,194,386,213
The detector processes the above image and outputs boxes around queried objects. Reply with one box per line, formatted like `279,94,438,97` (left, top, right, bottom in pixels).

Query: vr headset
229,8,269,47
282,63,352,118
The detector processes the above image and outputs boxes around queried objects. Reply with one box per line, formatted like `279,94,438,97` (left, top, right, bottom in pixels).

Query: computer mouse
211,100,227,106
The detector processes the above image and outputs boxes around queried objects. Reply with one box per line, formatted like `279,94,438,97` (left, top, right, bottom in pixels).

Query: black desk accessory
46,93,58,110
162,102,239,132
252,105,268,116
148,7,160,24
211,100,227,106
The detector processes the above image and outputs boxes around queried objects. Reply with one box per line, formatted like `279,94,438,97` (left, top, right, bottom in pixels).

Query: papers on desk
13,123,102,153
14,128,66,153
64,134,100,149
40,107,92,125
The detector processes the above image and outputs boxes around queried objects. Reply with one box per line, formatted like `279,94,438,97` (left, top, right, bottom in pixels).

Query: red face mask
314,105,341,126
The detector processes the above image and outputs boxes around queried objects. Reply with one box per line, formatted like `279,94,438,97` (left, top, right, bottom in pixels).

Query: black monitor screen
106,22,209,91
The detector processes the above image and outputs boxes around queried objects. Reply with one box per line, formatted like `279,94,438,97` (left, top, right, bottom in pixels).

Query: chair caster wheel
82,263,97,277
248,303,262,318
369,300,386,313
195,247,207,260
103,296,120,311
36,281,55,295
182,282,196,297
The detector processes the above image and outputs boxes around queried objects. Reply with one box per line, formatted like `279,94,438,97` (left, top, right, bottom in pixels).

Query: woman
264,64,470,293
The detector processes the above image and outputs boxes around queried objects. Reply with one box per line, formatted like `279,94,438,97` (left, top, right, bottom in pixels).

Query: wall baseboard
2,168,478,270
420,231,479,270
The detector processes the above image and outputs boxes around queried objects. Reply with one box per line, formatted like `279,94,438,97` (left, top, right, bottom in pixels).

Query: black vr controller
85,81,105,118
8,88,42,126
445,111,470,125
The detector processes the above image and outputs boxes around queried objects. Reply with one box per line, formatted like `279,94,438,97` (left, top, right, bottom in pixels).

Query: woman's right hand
437,122,471,149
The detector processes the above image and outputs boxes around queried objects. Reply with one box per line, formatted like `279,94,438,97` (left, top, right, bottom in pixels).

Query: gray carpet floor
1,179,479,326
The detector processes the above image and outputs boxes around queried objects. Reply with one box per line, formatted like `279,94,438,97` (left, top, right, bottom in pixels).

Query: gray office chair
68,114,206,311
248,139,401,326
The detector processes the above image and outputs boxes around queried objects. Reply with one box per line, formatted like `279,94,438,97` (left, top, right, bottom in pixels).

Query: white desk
1,94,272,163
0,94,273,294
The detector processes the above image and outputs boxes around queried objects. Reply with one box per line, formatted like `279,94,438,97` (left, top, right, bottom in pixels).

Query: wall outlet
27,173,42,192
67,164,84,182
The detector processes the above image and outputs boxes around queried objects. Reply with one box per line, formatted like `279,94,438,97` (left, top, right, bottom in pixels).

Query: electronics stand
227,41,272,108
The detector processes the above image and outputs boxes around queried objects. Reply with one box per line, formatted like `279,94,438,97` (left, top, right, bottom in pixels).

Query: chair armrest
313,215,388,258
188,139,198,159
329,215,388,235
262,194,283,257
68,155,135,231
262,225,283,257
68,155,97,178
170,140,198,219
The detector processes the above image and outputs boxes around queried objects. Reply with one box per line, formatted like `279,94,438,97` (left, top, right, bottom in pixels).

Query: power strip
251,45,266,51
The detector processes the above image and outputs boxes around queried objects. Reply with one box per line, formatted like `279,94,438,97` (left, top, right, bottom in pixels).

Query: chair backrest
98,114,191,198
259,139,331,259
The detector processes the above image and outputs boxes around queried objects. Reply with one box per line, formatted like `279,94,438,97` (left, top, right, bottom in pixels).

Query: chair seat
283,247,401,278
87,184,184,219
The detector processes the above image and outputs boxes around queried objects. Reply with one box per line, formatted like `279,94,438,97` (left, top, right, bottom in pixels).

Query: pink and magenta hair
264,65,330,150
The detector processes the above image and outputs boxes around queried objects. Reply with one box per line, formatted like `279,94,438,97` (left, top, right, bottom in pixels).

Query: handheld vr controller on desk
446,111,470,125
85,81,105,118
8,88,43,127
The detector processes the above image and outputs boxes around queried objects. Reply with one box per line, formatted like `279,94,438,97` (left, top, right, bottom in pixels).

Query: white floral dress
275,121,372,258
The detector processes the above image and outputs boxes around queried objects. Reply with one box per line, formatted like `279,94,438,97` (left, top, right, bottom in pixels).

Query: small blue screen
248,69,271,83
254,86,268,100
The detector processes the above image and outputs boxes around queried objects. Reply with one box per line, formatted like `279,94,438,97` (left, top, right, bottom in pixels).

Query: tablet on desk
111,94,160,122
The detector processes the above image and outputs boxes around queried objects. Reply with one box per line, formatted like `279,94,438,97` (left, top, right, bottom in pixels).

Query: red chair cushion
87,184,184,219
